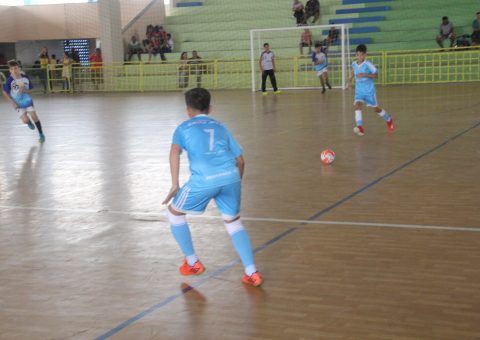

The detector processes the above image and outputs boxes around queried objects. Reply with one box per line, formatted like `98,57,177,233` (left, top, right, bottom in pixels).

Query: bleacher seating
158,0,478,60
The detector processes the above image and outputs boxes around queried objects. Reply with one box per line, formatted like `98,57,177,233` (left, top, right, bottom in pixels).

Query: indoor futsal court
1,0,480,339
1,84,480,339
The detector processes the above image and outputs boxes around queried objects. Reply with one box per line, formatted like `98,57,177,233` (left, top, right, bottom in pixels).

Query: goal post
250,24,350,92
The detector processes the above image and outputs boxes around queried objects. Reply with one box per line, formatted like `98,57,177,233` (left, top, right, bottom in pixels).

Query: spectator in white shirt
436,16,456,49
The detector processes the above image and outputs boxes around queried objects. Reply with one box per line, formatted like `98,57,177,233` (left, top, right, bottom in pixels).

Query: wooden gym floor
0,83,479,339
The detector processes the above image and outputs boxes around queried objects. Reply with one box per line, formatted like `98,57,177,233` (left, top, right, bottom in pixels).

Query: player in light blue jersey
162,88,263,287
2,60,45,143
347,44,394,136
312,42,332,93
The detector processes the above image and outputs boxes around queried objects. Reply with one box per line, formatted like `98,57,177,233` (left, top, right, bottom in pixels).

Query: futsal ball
321,149,335,165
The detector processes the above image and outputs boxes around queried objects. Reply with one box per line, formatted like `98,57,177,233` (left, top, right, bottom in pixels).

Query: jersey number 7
203,129,215,151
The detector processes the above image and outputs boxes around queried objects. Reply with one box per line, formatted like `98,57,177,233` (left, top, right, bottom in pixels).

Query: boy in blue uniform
312,42,332,93
2,60,45,142
162,88,263,287
347,44,394,136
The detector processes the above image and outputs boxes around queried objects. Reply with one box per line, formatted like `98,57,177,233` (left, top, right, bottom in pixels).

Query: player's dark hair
442,16,448,20
263,43,269,47
185,88,211,113
7,59,19,67
356,44,367,53
476,11,480,15
315,42,322,48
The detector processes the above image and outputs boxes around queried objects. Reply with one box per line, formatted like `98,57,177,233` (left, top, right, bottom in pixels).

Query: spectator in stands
68,48,80,91
89,48,103,90
189,50,203,88
143,24,154,49
292,0,304,26
472,12,480,46
127,36,144,61
304,0,320,24
436,16,455,49
39,47,49,61
69,48,80,63
160,33,174,55
325,25,339,47
48,54,58,91
166,33,174,52
39,47,49,93
153,25,168,46
148,35,166,62
62,52,73,92
178,52,189,88
299,28,313,55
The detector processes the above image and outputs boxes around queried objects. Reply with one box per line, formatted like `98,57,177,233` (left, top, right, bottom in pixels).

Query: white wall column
98,0,123,63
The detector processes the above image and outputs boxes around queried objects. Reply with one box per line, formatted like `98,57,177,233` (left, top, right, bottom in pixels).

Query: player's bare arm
2,90,18,109
236,155,245,179
357,73,377,78
162,143,181,204
347,70,355,89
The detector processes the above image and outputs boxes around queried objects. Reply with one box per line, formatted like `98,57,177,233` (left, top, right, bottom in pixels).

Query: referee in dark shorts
259,43,281,95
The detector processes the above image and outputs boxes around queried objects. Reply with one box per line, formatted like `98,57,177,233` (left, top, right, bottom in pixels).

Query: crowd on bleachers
435,11,480,49
299,26,338,56
127,24,174,62
292,0,320,26
291,0,339,56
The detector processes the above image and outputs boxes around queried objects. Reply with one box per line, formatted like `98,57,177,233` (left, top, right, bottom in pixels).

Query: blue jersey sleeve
3,77,12,94
365,61,377,74
24,74,33,90
311,52,317,62
172,126,185,149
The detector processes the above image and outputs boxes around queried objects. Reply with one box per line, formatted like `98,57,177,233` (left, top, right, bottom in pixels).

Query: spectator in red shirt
143,25,154,49
299,28,312,55
152,25,168,50
89,48,103,89
148,36,166,62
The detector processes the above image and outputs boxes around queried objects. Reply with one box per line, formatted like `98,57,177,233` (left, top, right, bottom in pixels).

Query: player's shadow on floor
180,282,207,335
180,282,207,303
243,283,268,306
16,145,42,202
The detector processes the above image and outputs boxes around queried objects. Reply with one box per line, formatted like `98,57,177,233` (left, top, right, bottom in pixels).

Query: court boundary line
1,205,479,232
93,120,480,339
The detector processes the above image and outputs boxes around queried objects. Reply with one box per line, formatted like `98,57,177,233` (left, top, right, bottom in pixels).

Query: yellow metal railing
13,46,479,93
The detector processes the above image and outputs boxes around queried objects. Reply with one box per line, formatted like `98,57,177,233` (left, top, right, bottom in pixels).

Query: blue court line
95,120,480,339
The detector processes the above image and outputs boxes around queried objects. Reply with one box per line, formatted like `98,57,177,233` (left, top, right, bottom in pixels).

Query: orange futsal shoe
179,258,205,276
387,118,394,132
242,272,263,287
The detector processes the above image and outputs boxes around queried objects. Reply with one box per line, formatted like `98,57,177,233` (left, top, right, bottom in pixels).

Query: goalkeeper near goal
259,43,281,95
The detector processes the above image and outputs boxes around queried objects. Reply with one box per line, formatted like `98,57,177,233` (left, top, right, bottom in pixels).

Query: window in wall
64,39,89,65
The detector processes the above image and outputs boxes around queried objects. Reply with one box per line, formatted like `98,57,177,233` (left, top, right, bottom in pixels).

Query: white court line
0,204,479,233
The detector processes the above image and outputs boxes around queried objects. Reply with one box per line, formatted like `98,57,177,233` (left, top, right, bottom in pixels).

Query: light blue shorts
354,92,378,107
171,181,241,219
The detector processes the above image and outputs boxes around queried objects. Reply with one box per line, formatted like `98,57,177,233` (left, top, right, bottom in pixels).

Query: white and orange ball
320,149,335,165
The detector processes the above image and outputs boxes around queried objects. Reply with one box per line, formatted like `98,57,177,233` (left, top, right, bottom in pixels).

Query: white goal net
250,24,350,92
